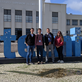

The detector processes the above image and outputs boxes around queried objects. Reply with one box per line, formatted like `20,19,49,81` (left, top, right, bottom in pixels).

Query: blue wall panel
63,36,72,57
0,29,16,58
71,36,81,57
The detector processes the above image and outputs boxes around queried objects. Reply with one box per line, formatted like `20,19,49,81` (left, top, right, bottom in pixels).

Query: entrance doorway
15,28,22,40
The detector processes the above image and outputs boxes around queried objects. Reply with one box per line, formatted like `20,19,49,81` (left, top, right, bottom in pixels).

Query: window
52,12,58,23
80,20,82,26
15,10,22,22
36,28,38,34
67,19,70,25
15,28,22,40
66,31,70,36
26,29,30,35
4,9,11,22
26,11,32,23
72,20,78,25
52,29,58,36
36,11,39,23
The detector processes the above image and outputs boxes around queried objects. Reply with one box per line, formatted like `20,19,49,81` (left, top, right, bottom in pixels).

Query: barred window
52,12,58,23
80,20,82,26
36,28,38,34
36,11,39,23
67,19,70,25
72,20,78,25
26,29,30,35
15,10,22,22
52,29,58,36
26,11,32,23
4,9,11,22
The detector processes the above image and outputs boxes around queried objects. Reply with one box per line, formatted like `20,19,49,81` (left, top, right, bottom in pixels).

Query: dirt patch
38,68,82,78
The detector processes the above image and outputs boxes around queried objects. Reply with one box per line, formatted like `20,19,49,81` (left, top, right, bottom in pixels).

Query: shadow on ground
6,68,82,78
0,73,6,75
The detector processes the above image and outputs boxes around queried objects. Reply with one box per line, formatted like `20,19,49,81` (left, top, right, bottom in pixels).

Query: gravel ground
0,52,82,82
0,63,82,82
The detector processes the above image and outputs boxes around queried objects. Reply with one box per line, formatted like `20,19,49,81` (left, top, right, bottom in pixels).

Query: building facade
66,14,82,35
0,0,81,40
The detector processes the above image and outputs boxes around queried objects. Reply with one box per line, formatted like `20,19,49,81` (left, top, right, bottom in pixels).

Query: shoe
60,60,64,63
57,60,60,63
37,61,40,64
41,61,44,64
26,63,30,65
45,61,48,63
29,63,33,65
52,61,55,63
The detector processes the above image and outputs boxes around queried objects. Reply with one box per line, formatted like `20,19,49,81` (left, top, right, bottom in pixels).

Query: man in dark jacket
45,28,55,63
25,28,35,65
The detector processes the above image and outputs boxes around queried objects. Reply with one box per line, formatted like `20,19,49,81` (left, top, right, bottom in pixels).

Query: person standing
35,28,44,64
55,31,64,63
45,28,55,63
25,28,35,65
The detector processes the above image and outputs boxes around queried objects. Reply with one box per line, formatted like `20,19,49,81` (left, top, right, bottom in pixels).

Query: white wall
43,3,66,35
0,0,66,36
66,14,82,31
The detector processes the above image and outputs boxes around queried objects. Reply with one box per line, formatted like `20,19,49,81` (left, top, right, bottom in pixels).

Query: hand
49,42,51,45
26,43,28,46
56,46,60,48
35,47,37,49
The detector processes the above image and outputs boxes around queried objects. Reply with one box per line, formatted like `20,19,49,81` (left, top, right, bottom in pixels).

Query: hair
31,28,34,30
57,31,64,42
38,28,41,31
47,28,50,31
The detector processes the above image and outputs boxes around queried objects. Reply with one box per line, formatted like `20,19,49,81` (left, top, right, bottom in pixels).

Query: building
66,14,82,35
0,0,81,40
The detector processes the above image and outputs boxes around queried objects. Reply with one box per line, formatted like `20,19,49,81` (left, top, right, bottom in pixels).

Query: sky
45,0,82,15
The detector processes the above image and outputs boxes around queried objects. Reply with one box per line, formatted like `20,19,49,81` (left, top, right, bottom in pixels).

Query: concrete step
0,56,82,64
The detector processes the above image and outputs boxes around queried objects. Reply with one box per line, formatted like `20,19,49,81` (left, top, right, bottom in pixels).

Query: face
30,29,34,33
38,29,41,34
46,29,50,33
57,32,60,36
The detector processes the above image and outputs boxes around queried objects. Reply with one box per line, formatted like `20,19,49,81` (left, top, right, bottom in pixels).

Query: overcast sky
45,0,82,15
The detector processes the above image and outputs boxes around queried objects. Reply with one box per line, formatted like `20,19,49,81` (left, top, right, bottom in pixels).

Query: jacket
45,32,54,46
25,34,35,46
55,36,64,46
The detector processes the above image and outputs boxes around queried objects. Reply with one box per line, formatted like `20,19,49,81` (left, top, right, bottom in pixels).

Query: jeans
37,45,43,62
56,46,63,60
26,45,34,64
46,44,55,62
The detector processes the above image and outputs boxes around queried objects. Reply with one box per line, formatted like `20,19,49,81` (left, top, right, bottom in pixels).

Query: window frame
80,20,82,26
15,10,22,22
4,9,11,22
52,12,58,24
26,11,33,23
52,29,58,36
36,11,39,23
67,19,70,25
72,20,78,26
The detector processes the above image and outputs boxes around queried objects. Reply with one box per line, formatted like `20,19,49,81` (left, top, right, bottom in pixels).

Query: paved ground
0,52,21,58
0,62,82,82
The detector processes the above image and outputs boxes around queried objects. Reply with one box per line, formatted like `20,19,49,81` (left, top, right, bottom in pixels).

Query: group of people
25,28,64,65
